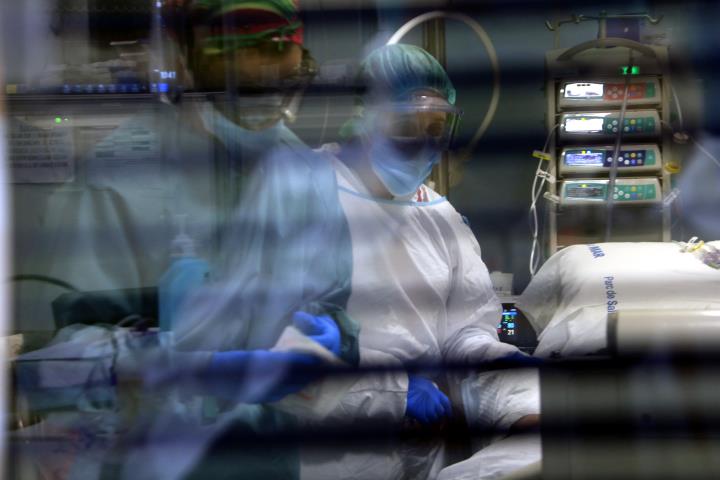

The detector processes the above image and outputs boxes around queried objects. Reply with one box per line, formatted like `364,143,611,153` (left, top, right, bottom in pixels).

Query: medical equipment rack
544,39,675,255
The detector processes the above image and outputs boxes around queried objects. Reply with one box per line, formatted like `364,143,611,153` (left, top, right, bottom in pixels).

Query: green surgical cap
339,44,456,138
192,0,298,21
359,44,456,105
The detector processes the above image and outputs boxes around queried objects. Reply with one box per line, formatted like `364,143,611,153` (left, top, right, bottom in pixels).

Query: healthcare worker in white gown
301,44,540,480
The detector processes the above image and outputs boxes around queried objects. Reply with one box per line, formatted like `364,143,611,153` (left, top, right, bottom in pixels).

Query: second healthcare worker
301,44,540,479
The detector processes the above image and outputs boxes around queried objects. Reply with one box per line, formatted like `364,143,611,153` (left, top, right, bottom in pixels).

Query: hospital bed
541,312,720,480
528,241,720,480
441,241,720,480
517,241,720,359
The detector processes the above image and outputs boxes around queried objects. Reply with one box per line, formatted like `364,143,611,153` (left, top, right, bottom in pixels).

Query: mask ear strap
281,49,316,124
281,90,301,123
347,106,369,141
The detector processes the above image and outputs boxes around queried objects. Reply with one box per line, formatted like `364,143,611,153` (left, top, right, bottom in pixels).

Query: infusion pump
559,110,661,142
557,77,662,108
559,178,662,205
559,144,662,175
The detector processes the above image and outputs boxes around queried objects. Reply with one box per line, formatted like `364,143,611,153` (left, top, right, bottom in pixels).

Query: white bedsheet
517,242,720,358
437,434,541,480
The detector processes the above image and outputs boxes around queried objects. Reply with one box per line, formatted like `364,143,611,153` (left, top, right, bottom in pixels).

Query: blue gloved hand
207,349,321,403
293,311,341,357
405,375,452,424
498,351,544,368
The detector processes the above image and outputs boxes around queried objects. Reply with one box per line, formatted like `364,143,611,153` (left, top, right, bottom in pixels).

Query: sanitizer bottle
158,215,210,332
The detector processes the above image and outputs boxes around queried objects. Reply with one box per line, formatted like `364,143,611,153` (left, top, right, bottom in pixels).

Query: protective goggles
202,42,316,93
368,94,463,150
227,66,313,93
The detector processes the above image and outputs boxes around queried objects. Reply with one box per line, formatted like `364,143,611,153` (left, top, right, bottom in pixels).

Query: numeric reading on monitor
498,307,518,337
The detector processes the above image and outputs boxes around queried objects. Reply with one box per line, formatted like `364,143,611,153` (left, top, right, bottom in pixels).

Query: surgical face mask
366,132,441,198
194,47,311,130
360,94,459,197
212,92,289,131
200,102,283,159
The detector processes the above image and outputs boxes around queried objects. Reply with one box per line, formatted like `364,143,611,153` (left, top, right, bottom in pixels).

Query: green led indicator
621,66,640,75
54,117,62,124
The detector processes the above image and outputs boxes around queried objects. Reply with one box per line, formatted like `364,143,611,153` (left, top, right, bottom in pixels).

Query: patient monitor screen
499,304,537,352
498,307,518,337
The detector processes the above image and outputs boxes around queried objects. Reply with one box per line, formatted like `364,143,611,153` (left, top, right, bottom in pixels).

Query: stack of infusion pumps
544,43,673,252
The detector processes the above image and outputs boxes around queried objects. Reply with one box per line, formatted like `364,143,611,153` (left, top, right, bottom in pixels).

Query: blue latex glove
207,349,321,403
293,311,341,357
499,351,544,368
406,375,452,424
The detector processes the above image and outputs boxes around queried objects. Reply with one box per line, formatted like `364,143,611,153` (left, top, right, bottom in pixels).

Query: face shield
193,21,314,130
367,93,463,153
361,92,462,198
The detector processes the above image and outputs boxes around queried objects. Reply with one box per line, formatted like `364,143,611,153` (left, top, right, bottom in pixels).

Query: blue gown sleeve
173,139,358,364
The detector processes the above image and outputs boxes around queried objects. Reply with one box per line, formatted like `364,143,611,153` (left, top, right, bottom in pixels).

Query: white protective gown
299,144,537,480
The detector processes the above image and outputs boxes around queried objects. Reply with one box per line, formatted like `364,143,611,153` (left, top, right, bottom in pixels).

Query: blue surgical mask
367,134,441,198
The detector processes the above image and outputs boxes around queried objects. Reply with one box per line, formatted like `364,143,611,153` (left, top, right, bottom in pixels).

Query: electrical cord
10,274,79,292
529,124,559,277
670,84,685,132
604,52,634,242
660,88,720,242
690,136,720,170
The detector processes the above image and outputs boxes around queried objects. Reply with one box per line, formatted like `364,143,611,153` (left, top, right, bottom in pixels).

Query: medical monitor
499,304,537,354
